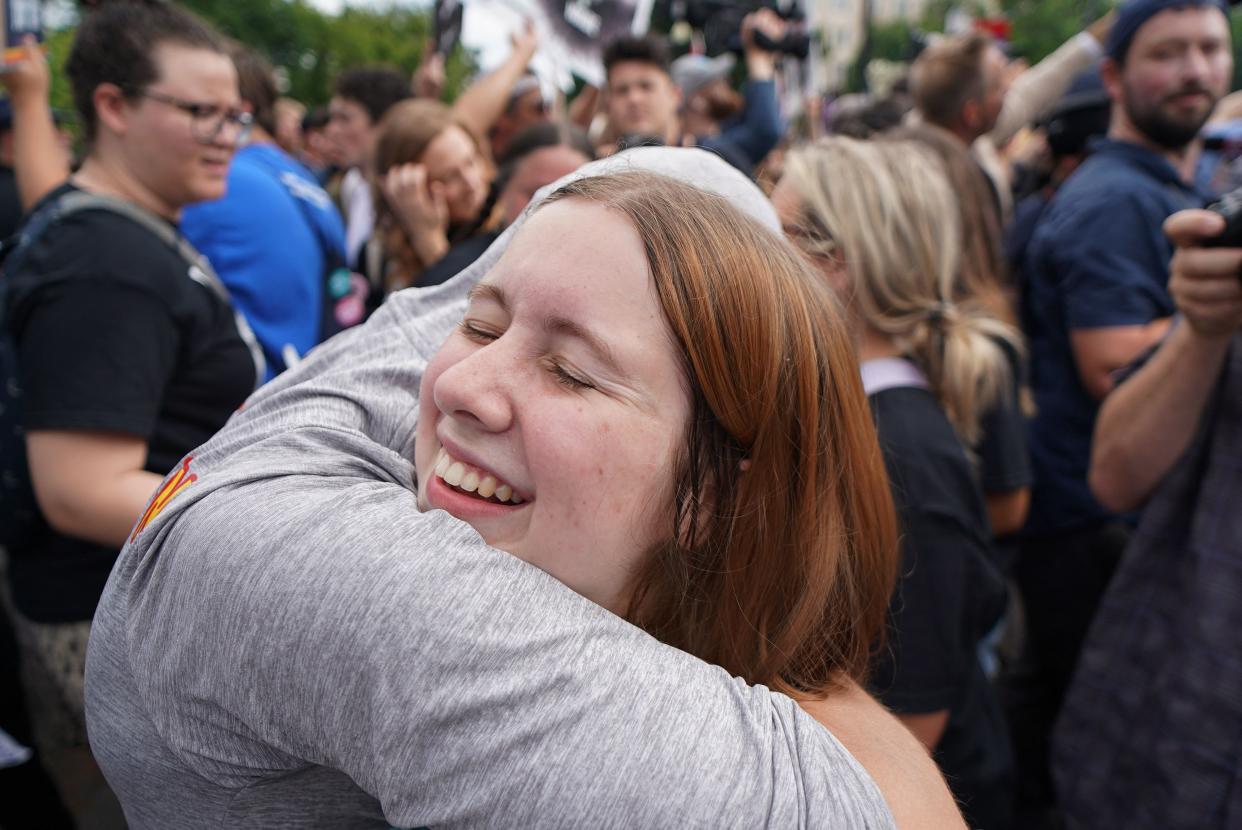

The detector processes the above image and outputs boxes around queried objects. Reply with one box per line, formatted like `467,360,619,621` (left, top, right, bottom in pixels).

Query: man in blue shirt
182,46,346,382
1012,0,1232,820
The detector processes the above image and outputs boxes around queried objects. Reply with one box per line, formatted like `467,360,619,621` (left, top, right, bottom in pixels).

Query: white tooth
434,451,451,477
461,470,480,493
495,484,513,502
477,475,498,498
510,494,524,504
444,462,465,487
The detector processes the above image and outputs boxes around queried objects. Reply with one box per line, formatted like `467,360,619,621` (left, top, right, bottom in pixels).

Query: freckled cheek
415,343,465,473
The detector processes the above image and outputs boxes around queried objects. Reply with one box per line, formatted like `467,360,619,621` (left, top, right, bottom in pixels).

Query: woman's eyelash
459,320,593,391
459,320,498,342
549,361,593,391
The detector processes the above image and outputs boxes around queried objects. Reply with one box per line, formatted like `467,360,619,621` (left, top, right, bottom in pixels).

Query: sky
306,0,430,14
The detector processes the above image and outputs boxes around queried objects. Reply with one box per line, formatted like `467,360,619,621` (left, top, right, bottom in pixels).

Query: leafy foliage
43,0,477,122
998,0,1110,62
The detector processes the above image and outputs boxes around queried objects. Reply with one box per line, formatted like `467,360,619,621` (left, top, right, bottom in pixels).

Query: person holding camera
601,10,787,177
1051,206,1242,829
1009,0,1231,813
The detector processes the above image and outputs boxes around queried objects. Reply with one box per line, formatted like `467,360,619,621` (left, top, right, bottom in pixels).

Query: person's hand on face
1164,208,1242,339
383,162,450,261
0,36,50,107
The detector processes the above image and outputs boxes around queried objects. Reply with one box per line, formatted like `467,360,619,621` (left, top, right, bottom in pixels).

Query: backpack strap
860,357,930,396
5,190,265,389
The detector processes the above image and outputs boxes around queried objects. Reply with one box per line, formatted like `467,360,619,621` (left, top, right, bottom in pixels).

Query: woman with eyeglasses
773,136,1020,829
1,5,259,810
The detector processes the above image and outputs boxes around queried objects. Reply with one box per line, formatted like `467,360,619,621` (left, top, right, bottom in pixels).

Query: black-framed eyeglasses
133,89,254,144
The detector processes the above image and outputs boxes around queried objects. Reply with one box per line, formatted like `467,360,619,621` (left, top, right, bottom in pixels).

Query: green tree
42,0,477,121
998,0,1110,62
845,21,917,92
180,0,474,106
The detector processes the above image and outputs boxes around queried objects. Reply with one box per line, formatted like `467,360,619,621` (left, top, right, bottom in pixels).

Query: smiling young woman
415,170,898,688
412,170,966,827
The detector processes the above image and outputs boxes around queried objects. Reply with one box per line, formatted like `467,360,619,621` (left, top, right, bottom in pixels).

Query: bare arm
566,84,599,130
988,12,1114,148
451,22,538,146
985,487,1030,537
896,710,949,752
27,430,164,548
801,686,965,829
1090,209,1242,512
1,38,71,210
1070,318,1172,400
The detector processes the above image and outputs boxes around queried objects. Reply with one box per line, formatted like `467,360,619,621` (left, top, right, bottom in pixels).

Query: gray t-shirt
84,150,896,828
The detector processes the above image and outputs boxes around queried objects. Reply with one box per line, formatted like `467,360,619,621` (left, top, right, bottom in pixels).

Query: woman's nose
432,339,517,434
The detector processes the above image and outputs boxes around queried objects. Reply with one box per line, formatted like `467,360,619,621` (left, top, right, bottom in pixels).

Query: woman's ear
738,458,751,473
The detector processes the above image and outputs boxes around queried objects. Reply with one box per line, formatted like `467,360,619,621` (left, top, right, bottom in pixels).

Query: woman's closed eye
459,319,501,343
546,359,595,391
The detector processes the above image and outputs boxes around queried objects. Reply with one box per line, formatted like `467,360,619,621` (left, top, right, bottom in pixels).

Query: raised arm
451,21,538,147
988,12,1114,148
1,38,71,209
1089,209,1242,511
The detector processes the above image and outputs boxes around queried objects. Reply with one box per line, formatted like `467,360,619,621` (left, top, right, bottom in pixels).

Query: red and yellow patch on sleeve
130,457,197,543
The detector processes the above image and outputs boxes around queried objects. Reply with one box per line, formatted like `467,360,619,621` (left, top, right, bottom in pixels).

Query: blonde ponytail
784,136,1021,445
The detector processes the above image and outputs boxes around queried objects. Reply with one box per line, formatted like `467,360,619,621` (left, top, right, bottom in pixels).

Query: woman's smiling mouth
432,447,526,505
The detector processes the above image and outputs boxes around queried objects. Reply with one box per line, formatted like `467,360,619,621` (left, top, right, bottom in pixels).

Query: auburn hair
540,172,899,693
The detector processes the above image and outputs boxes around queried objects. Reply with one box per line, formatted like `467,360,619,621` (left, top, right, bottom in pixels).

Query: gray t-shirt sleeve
106,272,894,827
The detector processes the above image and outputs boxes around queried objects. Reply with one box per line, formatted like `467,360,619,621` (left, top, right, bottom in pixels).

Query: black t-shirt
5,184,256,622
0,165,23,241
974,340,1031,495
867,387,1012,829
419,231,500,288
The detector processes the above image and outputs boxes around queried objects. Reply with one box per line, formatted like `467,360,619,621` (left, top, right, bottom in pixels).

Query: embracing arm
107,294,895,827
1090,210,1242,512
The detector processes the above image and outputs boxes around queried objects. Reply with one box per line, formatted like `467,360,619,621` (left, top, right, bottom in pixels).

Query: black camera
679,0,810,59
1203,187,1242,248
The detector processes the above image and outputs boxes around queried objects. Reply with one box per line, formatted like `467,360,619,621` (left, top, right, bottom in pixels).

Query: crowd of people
0,0,1239,827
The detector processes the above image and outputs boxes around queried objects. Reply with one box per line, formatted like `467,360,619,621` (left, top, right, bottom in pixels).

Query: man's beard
1123,81,1220,150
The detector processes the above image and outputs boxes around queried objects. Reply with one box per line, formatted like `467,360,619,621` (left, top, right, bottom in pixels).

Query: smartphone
0,0,41,69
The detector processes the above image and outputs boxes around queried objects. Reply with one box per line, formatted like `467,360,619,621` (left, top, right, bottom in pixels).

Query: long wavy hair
372,99,491,292
783,136,1022,446
540,172,899,693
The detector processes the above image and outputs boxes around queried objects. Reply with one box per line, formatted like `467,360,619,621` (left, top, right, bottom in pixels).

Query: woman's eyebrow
469,281,627,380
467,283,507,308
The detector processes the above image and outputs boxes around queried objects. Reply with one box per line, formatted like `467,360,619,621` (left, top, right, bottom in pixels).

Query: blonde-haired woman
774,136,1017,829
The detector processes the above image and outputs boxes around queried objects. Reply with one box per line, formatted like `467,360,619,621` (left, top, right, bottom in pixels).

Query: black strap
7,190,265,387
